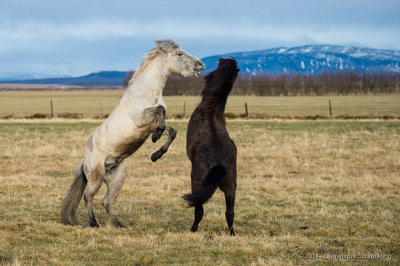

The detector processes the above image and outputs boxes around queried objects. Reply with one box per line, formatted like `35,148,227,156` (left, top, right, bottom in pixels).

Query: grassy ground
0,120,399,264
0,90,399,118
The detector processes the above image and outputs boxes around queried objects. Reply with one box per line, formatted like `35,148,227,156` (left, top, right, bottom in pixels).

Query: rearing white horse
61,40,205,227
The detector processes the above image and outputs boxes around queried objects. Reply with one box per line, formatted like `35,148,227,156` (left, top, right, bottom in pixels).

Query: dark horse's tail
183,165,227,207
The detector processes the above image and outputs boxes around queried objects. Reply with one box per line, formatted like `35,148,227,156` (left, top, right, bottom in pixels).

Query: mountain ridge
201,44,400,75
2,44,399,86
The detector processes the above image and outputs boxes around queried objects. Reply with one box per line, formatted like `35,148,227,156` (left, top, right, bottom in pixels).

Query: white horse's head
156,39,205,77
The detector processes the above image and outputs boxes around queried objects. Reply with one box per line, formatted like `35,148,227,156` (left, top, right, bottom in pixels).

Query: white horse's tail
61,161,87,225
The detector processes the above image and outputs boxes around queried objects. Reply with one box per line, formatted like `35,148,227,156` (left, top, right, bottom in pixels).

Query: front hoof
229,229,235,236
151,133,159,143
151,150,163,162
190,226,198,232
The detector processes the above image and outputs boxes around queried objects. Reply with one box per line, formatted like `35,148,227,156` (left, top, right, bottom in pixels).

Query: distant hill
0,73,70,81
2,45,400,87
202,44,400,75
2,71,127,86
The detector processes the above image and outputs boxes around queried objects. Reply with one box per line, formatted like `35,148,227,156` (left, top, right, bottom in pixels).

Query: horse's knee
169,128,177,140
156,105,166,115
152,126,165,143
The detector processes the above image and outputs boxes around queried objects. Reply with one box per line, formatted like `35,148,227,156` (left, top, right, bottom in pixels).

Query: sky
1,0,399,77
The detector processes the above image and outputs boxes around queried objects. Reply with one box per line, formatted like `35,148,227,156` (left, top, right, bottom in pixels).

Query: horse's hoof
151,133,159,143
151,151,163,162
229,229,235,236
111,217,125,228
90,222,99,228
114,221,126,228
190,226,198,232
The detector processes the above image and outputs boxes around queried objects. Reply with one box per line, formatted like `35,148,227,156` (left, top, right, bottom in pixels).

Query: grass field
0,90,399,118
0,120,399,264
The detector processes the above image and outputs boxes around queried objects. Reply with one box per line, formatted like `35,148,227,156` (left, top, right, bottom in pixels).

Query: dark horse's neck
198,59,239,121
199,93,229,120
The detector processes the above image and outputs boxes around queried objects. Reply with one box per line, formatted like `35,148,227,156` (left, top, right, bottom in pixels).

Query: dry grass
0,120,399,264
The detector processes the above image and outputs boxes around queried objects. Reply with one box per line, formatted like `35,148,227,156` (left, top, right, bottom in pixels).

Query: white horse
61,40,205,227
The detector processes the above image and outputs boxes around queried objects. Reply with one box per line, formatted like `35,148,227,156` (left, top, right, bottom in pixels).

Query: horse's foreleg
151,105,166,143
151,125,177,162
103,161,126,227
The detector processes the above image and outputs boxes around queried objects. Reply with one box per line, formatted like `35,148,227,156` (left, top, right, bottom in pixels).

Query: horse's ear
155,39,179,53
155,40,164,50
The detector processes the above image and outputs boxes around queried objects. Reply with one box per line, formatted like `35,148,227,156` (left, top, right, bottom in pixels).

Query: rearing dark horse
183,58,239,235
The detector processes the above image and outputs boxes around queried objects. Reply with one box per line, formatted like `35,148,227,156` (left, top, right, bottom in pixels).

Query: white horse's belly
94,117,156,169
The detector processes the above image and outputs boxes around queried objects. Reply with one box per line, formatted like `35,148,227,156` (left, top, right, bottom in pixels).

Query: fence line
1,95,399,120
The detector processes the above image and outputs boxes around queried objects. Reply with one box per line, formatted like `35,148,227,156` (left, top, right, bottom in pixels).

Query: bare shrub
26,113,49,119
160,71,400,96
57,112,84,119
1,114,17,119
91,114,110,119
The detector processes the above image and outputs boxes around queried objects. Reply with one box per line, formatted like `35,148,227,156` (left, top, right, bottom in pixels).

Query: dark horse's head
202,58,240,97
199,58,240,121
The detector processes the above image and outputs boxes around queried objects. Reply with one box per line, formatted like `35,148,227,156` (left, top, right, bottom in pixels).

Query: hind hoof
114,221,126,228
90,222,99,228
111,217,125,228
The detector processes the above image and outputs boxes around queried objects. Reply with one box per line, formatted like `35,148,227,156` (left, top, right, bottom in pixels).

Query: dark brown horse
183,58,239,236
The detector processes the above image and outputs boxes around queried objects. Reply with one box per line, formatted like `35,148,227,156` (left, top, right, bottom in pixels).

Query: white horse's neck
123,56,169,106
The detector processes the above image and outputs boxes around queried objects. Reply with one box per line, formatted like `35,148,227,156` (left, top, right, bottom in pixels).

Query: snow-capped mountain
201,45,400,75
3,45,400,86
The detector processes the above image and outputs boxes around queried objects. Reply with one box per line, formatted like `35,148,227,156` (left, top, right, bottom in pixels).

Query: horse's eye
177,52,183,56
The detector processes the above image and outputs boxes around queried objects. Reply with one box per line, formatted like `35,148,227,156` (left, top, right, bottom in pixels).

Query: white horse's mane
128,40,180,85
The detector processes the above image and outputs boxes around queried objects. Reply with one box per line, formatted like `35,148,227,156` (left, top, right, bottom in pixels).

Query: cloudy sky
1,0,399,77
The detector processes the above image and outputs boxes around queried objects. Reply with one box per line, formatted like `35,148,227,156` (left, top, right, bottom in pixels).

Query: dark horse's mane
198,58,239,121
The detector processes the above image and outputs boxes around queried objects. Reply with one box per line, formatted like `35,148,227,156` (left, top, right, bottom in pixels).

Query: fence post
183,101,186,117
50,100,54,118
100,100,103,119
329,99,332,119
244,102,248,117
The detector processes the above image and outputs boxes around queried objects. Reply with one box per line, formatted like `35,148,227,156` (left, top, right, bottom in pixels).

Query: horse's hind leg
83,163,105,227
151,125,177,162
224,191,236,236
103,161,126,227
190,204,204,232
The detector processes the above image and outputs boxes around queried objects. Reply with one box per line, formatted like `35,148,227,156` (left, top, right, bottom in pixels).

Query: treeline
124,71,400,96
